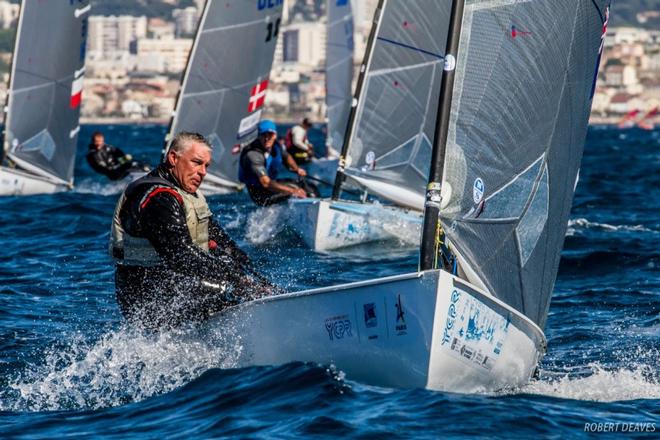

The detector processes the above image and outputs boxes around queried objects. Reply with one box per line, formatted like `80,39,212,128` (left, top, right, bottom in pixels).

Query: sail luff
331,0,386,200
419,0,465,270
1,0,25,163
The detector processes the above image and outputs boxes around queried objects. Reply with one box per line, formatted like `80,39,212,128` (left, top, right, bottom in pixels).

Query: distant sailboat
208,0,611,393
289,0,448,250
0,0,89,196
637,106,658,130
617,109,640,129
163,0,283,195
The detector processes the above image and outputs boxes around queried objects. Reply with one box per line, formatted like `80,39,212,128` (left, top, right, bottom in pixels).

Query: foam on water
2,324,243,412
245,205,288,244
521,363,660,402
566,218,655,236
74,178,128,196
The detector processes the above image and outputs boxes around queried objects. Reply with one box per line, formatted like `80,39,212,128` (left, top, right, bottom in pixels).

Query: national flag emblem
599,6,610,54
70,73,84,109
248,79,268,113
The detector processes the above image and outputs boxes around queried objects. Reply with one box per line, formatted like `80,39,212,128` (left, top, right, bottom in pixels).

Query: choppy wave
522,363,660,402
74,178,128,196
1,325,242,412
245,205,288,244
566,218,655,236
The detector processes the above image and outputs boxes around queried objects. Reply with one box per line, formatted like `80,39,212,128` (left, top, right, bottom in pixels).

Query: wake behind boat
207,0,610,393
0,0,89,196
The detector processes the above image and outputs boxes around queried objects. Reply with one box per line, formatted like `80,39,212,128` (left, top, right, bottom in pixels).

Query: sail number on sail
257,0,283,10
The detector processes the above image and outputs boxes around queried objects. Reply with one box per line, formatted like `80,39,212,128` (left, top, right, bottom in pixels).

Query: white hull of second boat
0,166,68,196
207,269,546,393
288,198,422,251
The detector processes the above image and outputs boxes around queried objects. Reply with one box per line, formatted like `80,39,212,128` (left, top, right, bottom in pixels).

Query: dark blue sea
0,125,658,439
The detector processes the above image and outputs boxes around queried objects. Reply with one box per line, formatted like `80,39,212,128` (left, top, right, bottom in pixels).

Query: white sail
165,0,283,192
1,0,89,190
339,0,451,208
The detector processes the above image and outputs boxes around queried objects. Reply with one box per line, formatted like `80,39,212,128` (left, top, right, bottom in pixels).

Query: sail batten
166,0,282,188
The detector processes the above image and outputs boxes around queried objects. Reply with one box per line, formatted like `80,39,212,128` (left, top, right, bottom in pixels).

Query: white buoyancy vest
110,184,212,266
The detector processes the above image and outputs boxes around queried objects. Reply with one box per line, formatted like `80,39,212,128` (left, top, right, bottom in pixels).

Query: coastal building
87,15,148,58
0,0,18,30
172,6,198,36
136,37,193,74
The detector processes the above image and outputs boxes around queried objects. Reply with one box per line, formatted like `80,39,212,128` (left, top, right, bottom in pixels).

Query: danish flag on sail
248,79,268,113
70,68,85,109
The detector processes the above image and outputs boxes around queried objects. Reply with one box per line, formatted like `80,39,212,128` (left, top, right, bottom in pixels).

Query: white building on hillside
0,0,19,30
136,37,193,74
87,15,148,58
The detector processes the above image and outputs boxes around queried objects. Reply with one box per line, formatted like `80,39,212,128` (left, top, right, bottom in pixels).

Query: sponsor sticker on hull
441,287,510,371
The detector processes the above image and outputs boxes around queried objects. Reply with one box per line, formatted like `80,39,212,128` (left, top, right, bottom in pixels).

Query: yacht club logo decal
395,294,407,335
325,315,353,341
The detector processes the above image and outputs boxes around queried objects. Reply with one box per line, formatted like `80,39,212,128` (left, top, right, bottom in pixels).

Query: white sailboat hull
0,166,68,196
287,198,421,251
207,269,545,393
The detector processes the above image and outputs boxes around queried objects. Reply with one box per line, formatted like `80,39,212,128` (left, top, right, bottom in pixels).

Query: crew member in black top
111,132,275,329
87,131,149,180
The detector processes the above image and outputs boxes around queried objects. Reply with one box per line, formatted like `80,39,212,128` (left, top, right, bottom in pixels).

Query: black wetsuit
114,165,274,329
87,143,143,180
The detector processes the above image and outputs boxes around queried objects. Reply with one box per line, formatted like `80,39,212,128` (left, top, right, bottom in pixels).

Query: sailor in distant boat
239,120,318,206
284,117,315,164
111,132,275,329
86,131,150,181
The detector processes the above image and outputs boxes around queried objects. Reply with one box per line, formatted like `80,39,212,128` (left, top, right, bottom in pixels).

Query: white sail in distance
165,0,283,190
3,0,90,185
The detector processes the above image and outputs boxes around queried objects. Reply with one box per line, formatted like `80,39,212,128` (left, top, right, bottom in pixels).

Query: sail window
516,163,549,267
15,129,56,162
475,154,544,220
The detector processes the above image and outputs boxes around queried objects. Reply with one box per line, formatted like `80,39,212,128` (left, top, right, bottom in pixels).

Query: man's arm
208,218,251,266
283,149,306,177
258,175,306,198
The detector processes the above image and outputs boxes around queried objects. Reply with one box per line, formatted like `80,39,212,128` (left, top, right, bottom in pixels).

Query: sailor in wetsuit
111,132,275,329
239,120,317,206
87,131,150,180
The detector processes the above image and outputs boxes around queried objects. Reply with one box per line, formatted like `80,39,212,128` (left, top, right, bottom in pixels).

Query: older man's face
168,141,211,193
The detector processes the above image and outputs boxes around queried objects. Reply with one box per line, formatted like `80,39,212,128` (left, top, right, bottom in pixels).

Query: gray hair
169,132,212,155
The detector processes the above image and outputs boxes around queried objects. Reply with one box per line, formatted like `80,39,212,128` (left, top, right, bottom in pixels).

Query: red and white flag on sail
70,68,85,109
248,79,268,113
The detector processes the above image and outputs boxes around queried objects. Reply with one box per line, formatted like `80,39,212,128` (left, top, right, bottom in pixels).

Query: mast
419,0,465,271
160,0,211,162
331,0,385,200
1,0,24,164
